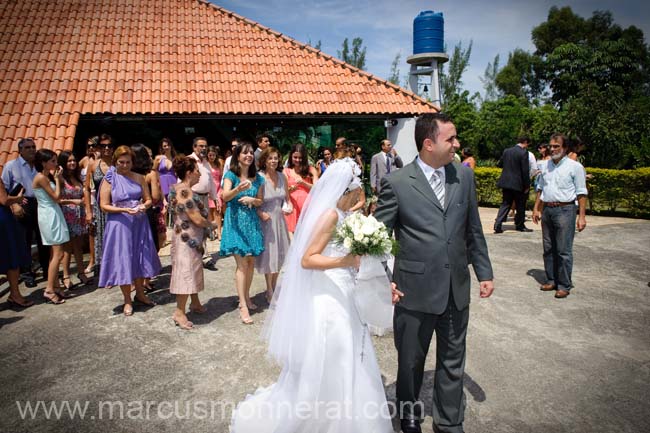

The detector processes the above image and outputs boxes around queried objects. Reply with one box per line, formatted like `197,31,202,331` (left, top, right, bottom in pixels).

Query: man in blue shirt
1,138,51,287
532,133,588,299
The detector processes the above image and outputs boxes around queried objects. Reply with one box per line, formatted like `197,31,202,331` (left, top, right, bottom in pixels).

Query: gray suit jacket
370,151,403,192
374,159,493,314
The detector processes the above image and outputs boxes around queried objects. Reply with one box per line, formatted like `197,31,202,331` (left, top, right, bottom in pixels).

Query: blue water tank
413,10,444,54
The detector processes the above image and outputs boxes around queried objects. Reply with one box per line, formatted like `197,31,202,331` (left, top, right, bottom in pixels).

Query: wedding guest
98,146,161,315
32,149,70,304
79,136,99,274
58,151,91,288
220,142,265,324
461,147,476,169
84,133,113,275
255,147,291,303
154,137,177,198
316,147,333,176
1,138,50,288
168,156,218,330
207,146,223,239
283,143,318,236
131,143,165,252
0,182,33,308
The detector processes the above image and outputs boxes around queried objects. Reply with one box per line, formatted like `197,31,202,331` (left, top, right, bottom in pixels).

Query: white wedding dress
231,209,393,433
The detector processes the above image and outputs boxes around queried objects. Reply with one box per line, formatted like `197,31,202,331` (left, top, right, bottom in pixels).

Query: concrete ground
1,208,649,433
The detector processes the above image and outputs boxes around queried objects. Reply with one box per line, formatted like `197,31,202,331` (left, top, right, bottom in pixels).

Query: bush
474,167,650,218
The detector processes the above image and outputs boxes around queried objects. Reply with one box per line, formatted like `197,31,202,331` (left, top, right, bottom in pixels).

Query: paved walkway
1,209,649,433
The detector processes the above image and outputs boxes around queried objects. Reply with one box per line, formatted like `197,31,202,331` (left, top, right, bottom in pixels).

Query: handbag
281,200,293,214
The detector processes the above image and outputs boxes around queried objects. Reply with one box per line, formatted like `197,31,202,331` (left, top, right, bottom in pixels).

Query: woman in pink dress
206,146,223,239
168,156,218,330
282,143,319,235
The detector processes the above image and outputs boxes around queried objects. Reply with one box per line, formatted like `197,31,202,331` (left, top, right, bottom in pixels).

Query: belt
544,201,574,207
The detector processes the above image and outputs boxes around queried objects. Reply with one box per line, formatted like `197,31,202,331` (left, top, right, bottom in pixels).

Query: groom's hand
479,280,494,298
391,283,404,305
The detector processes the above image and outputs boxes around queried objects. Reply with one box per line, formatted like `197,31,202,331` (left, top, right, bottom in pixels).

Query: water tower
407,11,449,108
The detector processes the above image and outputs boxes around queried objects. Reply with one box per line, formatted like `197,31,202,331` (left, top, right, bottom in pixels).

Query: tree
337,37,366,70
440,40,473,103
308,38,322,50
388,52,401,85
495,49,545,103
479,54,501,102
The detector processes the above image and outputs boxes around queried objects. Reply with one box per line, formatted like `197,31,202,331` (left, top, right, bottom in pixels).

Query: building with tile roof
0,0,436,169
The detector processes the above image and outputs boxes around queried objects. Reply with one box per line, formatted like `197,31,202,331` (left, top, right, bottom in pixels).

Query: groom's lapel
408,163,442,211
444,163,460,213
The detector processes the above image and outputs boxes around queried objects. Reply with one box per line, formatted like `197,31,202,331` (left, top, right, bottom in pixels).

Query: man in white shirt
189,137,218,270
532,133,588,299
1,138,50,286
221,138,240,187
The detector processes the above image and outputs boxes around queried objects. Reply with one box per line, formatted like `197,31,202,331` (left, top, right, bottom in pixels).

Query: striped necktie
429,170,445,207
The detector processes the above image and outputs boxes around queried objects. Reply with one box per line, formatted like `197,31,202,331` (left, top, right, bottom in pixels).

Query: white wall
387,117,418,164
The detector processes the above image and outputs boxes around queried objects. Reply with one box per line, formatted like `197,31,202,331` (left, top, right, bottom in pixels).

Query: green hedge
474,167,650,218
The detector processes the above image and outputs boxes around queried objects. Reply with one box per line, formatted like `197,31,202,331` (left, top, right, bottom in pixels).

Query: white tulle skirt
230,268,393,433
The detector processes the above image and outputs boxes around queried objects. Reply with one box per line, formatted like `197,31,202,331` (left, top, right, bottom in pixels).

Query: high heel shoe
43,291,65,304
238,305,253,325
172,317,194,330
77,272,93,285
7,297,35,308
60,276,74,290
123,304,133,316
189,304,207,314
246,302,258,311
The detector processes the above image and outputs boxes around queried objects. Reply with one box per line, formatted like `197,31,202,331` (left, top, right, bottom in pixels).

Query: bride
230,158,394,433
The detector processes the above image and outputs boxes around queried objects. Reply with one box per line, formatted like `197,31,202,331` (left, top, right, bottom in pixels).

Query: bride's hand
343,254,361,270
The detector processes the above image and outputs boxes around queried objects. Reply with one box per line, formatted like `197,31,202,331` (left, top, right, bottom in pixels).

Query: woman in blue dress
220,142,265,325
32,149,71,304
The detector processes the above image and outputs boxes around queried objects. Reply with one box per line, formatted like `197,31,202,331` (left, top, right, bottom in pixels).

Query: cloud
213,0,650,96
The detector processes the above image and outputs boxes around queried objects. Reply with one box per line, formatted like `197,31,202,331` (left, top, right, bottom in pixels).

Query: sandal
77,272,93,285
61,276,74,290
189,304,207,314
134,296,156,306
7,297,35,308
43,291,65,304
172,316,194,330
265,292,274,304
246,302,258,311
238,305,253,325
123,304,133,316
84,265,94,275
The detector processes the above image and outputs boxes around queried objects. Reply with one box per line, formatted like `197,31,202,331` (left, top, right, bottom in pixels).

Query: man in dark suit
493,136,532,233
370,139,403,194
375,113,494,433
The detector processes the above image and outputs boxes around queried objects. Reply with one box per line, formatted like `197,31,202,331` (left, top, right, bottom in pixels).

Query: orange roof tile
0,0,436,169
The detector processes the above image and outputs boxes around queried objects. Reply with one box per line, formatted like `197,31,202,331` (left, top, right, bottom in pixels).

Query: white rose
343,237,352,249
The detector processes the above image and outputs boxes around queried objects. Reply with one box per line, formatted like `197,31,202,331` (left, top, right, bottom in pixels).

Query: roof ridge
201,0,435,109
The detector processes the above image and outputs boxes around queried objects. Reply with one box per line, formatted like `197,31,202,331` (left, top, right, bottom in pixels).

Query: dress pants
494,188,526,230
394,292,469,433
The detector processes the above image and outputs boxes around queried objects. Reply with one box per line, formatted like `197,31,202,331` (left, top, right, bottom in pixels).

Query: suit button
447,240,451,244
444,264,449,268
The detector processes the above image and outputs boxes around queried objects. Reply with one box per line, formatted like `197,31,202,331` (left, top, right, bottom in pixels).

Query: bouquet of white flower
333,212,397,257
333,212,397,334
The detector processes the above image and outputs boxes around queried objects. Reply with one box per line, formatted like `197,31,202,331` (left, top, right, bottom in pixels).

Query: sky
211,0,650,99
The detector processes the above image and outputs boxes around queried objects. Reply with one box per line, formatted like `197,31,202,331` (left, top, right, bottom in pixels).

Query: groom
375,113,494,433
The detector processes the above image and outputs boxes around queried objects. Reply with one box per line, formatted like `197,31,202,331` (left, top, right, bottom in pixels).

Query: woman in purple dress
98,146,161,316
154,138,178,198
